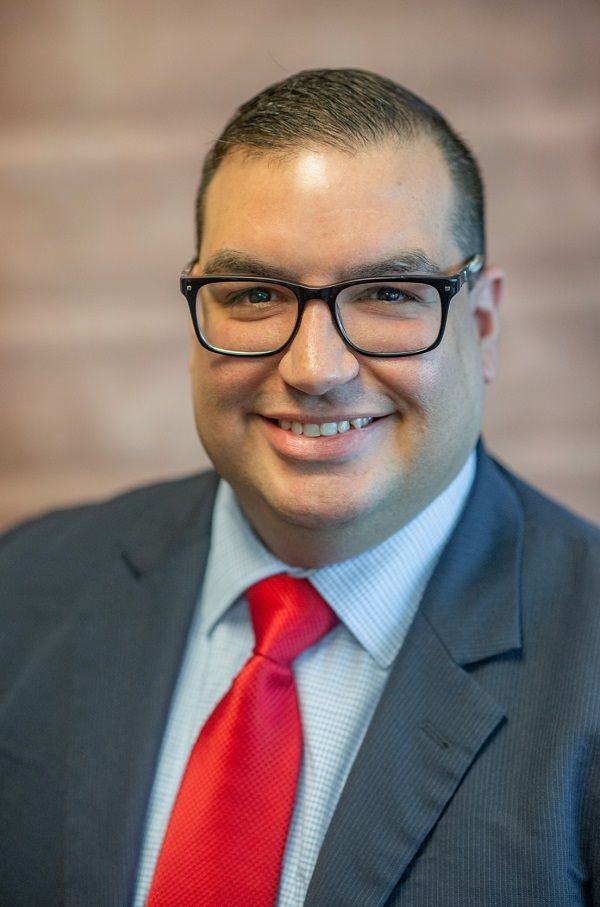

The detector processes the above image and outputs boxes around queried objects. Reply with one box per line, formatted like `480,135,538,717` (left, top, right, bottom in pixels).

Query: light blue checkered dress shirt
134,451,476,906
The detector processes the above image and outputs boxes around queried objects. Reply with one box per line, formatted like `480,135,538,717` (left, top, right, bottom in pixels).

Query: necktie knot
246,573,338,667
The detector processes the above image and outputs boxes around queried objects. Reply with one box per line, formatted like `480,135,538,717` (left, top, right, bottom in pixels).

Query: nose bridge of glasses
295,284,335,307
282,287,359,386
294,286,342,336
291,285,347,350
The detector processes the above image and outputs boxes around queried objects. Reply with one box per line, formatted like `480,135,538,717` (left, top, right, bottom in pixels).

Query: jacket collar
419,446,523,666
119,471,220,577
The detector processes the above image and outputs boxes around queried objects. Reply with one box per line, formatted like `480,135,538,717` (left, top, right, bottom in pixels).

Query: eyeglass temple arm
461,254,485,290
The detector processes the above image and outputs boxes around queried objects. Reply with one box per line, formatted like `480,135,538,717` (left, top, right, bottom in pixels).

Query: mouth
274,417,376,437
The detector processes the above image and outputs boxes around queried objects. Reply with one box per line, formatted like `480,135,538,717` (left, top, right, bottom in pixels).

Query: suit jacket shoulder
0,471,220,906
0,470,219,607
1,470,220,567
495,457,599,627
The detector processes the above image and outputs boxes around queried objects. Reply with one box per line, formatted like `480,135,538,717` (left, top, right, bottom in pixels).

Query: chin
260,478,388,532
275,501,364,531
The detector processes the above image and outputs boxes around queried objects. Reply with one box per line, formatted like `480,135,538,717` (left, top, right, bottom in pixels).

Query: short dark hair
194,68,485,259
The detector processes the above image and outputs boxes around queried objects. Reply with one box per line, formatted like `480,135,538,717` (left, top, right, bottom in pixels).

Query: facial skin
190,139,503,567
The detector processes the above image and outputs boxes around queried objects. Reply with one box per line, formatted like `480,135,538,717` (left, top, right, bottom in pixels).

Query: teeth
277,417,373,436
303,423,321,437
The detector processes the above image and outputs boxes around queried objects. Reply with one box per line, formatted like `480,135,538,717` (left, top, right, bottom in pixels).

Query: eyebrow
202,251,295,280
342,252,443,280
201,249,444,282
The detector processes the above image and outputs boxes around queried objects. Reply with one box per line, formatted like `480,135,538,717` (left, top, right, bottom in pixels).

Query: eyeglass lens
195,280,443,355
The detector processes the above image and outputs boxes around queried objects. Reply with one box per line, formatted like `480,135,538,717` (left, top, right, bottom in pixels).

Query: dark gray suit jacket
1,449,599,906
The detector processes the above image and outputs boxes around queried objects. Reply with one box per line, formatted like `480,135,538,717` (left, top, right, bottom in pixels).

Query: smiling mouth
275,417,375,437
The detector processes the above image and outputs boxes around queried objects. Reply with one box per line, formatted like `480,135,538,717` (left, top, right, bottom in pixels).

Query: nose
277,299,360,395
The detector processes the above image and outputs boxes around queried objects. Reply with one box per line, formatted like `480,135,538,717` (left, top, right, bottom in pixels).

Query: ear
471,265,503,384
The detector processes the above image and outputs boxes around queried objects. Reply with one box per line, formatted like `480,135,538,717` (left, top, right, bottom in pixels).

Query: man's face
190,139,500,564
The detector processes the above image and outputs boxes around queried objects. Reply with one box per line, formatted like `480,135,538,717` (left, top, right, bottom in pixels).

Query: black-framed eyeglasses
180,255,484,358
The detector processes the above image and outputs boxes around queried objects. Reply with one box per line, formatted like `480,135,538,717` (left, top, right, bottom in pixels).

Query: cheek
189,354,246,469
369,333,483,445
433,322,487,435
369,355,448,413
190,352,235,443
189,348,271,417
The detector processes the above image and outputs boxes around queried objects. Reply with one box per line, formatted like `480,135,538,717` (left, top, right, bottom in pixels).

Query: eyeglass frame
180,254,485,359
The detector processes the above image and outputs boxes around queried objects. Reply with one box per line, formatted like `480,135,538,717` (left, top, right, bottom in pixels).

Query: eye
206,281,294,309
244,287,273,304
354,285,417,304
373,286,409,302
338,281,438,311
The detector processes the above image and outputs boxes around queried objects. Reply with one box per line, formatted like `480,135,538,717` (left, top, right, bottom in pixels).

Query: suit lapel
64,474,218,906
305,451,524,907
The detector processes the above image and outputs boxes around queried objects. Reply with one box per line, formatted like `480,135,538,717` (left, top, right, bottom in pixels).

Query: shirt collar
201,451,476,669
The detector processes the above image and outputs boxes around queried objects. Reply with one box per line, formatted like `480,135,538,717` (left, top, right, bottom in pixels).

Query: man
0,69,598,906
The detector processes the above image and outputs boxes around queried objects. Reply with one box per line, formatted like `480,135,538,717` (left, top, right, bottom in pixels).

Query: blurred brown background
1,0,599,531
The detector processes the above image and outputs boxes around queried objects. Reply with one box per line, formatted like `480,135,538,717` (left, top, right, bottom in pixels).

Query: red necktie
147,573,338,906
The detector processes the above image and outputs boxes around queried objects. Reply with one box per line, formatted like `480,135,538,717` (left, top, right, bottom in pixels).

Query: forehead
199,139,460,280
